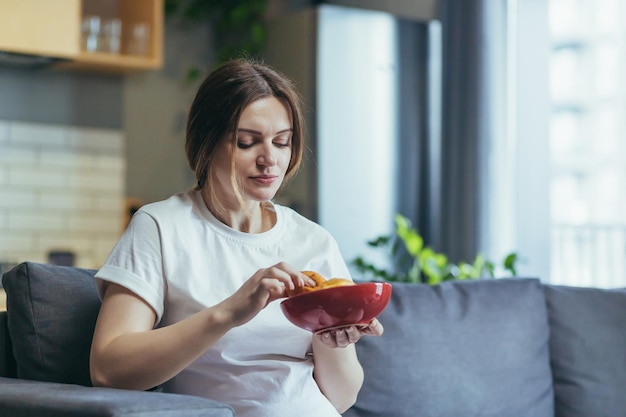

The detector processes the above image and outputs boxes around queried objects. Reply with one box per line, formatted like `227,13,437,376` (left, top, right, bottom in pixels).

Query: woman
90,59,384,417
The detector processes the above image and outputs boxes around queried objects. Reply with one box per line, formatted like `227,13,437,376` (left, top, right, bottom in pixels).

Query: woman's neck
201,189,275,233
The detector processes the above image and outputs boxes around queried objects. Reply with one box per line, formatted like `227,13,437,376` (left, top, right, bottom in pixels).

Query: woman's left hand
315,318,384,348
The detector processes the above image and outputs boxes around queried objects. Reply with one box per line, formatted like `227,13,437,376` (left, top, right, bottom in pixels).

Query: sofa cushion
344,278,554,417
544,284,626,417
2,262,100,386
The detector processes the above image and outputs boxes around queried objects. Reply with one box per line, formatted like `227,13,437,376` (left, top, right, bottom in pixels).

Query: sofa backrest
2,262,100,386
344,277,555,417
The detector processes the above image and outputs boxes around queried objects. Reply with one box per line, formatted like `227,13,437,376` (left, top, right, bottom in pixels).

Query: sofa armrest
0,377,235,417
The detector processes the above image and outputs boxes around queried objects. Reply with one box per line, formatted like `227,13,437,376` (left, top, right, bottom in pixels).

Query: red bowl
280,282,392,333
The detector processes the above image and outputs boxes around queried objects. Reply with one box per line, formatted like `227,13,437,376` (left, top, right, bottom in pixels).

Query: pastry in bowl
281,271,392,333
285,270,355,297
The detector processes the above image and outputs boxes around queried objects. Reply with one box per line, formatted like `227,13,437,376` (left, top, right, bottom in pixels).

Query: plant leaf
504,252,518,275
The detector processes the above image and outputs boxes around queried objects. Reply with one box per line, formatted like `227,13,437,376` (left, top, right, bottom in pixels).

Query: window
548,0,626,287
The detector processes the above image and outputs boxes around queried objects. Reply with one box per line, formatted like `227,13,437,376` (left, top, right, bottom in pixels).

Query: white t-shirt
95,190,350,417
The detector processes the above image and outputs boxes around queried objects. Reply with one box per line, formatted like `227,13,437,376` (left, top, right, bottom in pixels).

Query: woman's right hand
219,262,315,327
91,264,314,390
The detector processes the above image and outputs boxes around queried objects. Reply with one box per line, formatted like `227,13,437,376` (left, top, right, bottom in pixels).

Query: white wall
323,0,439,21
486,0,551,279
0,119,125,268
317,5,398,272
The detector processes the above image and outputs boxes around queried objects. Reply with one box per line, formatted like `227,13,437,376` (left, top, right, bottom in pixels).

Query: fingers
363,318,384,336
302,272,317,287
260,263,316,293
253,263,317,300
316,319,384,348
294,270,318,288
226,263,314,327
335,326,360,347
317,326,361,348
256,263,295,291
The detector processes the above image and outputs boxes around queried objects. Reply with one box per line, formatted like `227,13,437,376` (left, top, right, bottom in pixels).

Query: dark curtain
395,20,433,243
438,0,489,263
397,0,497,264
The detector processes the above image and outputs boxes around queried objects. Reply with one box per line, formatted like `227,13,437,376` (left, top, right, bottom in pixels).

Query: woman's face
212,96,293,208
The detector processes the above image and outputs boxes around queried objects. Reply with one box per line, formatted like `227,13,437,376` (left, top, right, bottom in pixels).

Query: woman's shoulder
138,190,197,217
275,203,314,225
275,204,334,238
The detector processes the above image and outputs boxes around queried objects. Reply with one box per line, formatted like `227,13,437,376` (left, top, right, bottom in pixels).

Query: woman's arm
90,283,234,390
90,263,312,391
312,320,384,413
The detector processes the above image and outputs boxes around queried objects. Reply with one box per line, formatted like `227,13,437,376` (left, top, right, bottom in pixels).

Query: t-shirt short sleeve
95,210,167,323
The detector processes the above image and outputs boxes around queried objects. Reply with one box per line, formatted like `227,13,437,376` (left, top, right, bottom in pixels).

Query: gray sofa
1,262,235,417
1,262,625,417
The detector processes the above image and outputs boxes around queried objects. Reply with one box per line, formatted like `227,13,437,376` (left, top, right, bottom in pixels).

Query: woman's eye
274,137,291,148
236,136,290,149
237,139,253,149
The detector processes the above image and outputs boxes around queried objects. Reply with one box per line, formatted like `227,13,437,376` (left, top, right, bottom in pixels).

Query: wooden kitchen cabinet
66,0,164,72
0,0,163,73
0,0,80,58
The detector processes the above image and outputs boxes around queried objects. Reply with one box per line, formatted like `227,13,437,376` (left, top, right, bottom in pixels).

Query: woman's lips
250,175,278,185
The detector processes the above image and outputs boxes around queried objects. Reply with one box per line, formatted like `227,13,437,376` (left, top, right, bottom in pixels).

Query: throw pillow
3,262,100,386
344,278,554,417
544,284,626,417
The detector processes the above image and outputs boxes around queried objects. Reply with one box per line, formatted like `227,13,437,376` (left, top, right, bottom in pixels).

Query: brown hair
185,58,305,211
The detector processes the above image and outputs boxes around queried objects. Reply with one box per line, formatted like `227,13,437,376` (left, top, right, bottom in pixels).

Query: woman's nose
257,144,277,166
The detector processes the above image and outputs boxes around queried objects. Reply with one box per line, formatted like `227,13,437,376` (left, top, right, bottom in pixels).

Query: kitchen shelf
0,0,163,74
63,51,162,73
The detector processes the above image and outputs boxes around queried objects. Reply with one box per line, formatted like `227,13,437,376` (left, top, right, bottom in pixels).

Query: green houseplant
353,214,519,285
165,0,269,81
